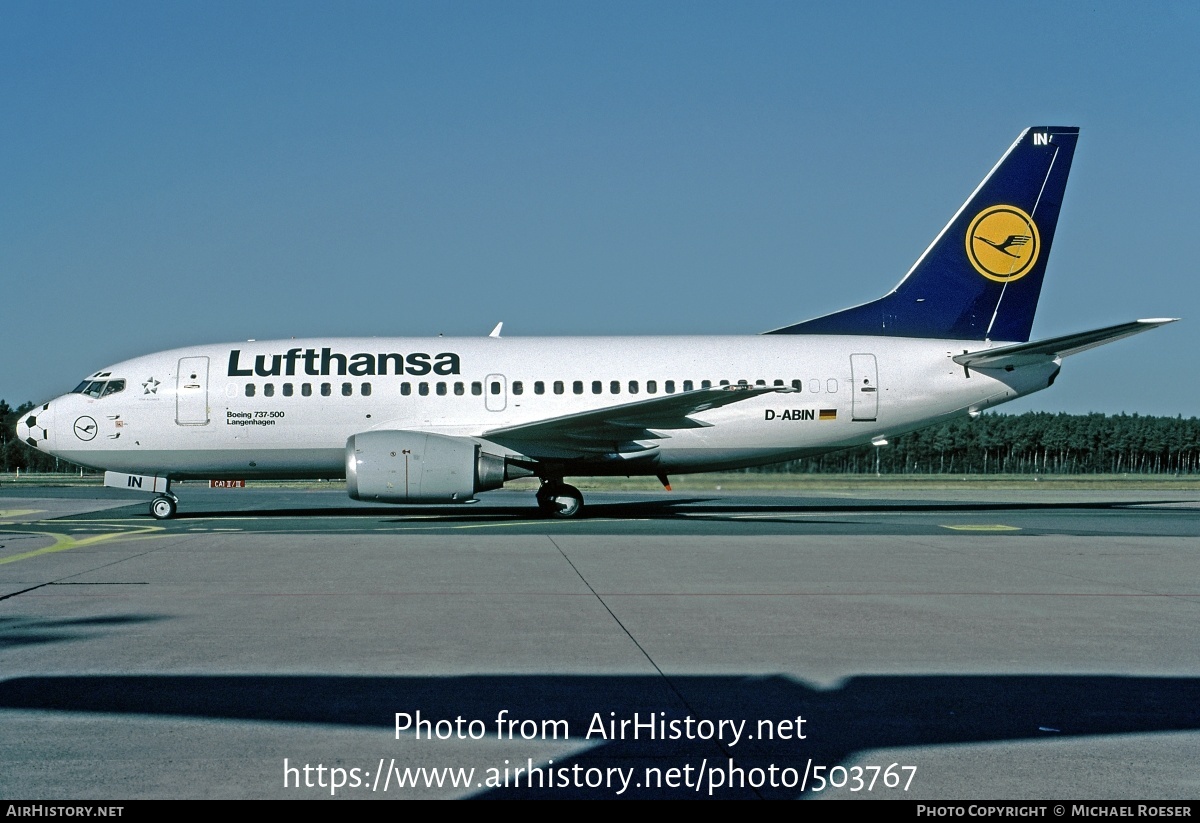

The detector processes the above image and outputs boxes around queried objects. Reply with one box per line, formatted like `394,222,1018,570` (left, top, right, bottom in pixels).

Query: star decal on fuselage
142,378,160,394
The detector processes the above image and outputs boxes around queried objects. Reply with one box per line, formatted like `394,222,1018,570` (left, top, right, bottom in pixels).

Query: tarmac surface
1,484,1198,799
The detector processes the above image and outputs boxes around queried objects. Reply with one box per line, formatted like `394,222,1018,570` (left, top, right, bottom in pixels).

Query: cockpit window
72,379,126,399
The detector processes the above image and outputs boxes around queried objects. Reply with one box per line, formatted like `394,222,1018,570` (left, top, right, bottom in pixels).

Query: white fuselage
27,334,1055,481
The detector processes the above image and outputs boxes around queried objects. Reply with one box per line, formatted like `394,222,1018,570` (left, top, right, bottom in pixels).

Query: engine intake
345,430,506,503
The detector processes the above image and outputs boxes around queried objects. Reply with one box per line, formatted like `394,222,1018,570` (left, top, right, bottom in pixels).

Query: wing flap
483,386,785,456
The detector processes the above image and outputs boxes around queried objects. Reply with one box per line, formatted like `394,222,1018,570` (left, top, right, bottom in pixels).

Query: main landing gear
150,494,178,520
535,481,584,519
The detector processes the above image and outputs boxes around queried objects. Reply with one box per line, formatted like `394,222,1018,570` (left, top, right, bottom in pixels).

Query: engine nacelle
345,430,506,503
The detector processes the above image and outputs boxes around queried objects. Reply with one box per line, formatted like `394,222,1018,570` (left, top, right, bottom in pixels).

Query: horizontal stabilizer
953,319,1178,369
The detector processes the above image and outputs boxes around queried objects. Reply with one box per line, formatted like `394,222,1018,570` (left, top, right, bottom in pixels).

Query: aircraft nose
17,402,55,450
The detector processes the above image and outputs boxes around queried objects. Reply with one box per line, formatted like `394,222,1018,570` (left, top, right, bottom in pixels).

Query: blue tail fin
768,127,1079,342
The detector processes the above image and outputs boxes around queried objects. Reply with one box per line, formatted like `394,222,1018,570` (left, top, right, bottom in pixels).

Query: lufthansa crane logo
73,416,98,441
965,205,1041,282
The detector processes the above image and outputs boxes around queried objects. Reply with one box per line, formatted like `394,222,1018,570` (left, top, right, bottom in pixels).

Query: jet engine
345,430,507,503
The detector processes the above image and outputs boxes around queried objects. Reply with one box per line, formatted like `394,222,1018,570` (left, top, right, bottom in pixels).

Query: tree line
3,399,1198,475
757,411,1200,475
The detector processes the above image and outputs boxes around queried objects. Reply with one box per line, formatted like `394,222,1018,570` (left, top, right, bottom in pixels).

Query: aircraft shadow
82,495,1196,525
1,671,1197,797
0,614,168,650
83,497,714,522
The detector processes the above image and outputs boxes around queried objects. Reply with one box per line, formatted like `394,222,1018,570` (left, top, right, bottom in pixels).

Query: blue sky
3,2,1197,416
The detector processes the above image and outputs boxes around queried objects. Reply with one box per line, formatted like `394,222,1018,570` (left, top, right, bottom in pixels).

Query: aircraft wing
482,385,787,456
953,319,1178,370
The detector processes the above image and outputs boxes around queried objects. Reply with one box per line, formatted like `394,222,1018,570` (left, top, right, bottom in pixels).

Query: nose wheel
150,495,178,520
535,482,584,518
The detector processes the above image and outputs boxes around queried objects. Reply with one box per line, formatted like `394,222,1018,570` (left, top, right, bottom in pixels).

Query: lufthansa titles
228,348,461,378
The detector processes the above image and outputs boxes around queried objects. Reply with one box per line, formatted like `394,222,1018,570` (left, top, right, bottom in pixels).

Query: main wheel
150,496,177,520
544,484,584,519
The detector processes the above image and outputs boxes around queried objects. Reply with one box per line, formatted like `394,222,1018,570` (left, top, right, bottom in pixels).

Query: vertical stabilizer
769,127,1079,342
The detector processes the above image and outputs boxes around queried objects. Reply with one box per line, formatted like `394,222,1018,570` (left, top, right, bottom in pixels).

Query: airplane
16,126,1177,520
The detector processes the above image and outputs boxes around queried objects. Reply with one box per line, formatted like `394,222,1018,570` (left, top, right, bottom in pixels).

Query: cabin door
850,354,879,422
176,356,210,425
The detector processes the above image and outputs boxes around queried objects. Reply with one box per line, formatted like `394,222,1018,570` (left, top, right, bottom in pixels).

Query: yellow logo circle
965,205,1040,282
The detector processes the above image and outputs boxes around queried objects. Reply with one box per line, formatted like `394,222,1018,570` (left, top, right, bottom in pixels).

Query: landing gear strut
150,494,178,520
536,481,584,518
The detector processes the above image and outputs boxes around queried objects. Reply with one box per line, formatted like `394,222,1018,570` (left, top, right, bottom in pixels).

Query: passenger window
322,383,332,397
282,383,293,397
472,381,482,396
419,383,429,396
610,381,620,394
401,382,411,396
628,381,639,395
454,382,465,396
302,383,312,396
774,379,784,387
512,381,523,395
755,379,765,386
490,381,500,395
436,382,447,396
553,381,564,395
701,380,711,389
573,380,583,395
827,379,838,393
720,380,730,387
341,382,351,396
534,381,545,395
792,379,802,391
362,383,372,397
264,384,275,397
808,379,820,393
647,380,657,394
665,380,676,393
245,384,256,397
591,380,602,395
683,380,693,391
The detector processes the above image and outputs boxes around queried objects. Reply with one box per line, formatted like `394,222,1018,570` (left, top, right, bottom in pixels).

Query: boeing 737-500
17,127,1176,519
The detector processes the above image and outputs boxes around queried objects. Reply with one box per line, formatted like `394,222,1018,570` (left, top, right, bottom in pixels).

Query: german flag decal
819,409,837,421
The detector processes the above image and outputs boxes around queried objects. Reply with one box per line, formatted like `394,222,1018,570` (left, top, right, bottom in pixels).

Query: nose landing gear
150,494,178,520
